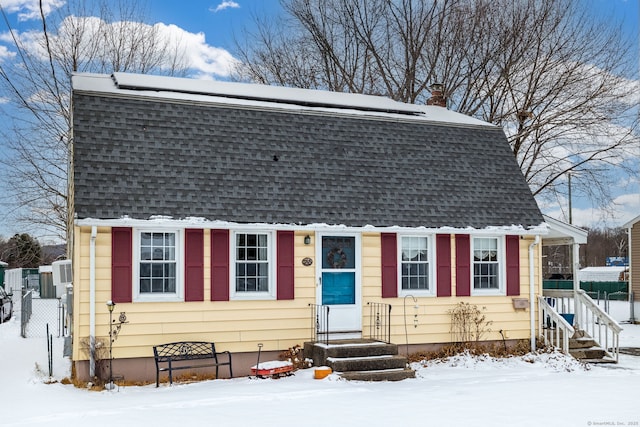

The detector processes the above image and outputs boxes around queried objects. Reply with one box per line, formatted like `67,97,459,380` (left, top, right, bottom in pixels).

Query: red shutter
381,233,397,298
211,229,230,301
185,229,204,302
436,234,452,297
111,227,132,303
277,231,295,300
506,235,520,296
455,234,471,297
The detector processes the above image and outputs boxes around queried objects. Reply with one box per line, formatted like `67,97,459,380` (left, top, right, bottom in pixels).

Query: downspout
89,226,97,377
629,226,634,322
529,235,540,352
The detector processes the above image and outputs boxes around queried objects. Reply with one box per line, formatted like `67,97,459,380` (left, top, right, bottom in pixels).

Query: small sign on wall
512,298,529,309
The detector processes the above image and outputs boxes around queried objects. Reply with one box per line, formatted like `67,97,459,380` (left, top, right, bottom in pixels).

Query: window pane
247,234,257,246
165,233,175,246
247,263,256,276
152,278,164,293
152,233,163,247
141,247,151,261
236,263,246,276
140,263,151,278
165,278,176,293
247,247,257,260
164,263,176,278
140,279,150,293
258,278,268,292
152,248,164,260
152,264,164,277
141,233,151,246
258,234,267,246
237,248,246,260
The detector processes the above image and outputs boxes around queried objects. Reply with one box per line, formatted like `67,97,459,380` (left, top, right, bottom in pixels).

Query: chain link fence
20,290,66,338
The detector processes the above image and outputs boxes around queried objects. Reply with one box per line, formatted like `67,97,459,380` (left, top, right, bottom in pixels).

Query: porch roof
542,215,588,246
622,214,640,229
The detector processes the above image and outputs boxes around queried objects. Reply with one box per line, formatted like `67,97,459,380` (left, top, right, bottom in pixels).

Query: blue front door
318,234,361,333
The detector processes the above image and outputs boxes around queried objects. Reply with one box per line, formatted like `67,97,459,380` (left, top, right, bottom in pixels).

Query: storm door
317,234,361,333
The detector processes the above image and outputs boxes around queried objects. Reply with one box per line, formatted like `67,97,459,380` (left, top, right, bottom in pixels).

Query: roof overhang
622,214,640,229
542,215,588,246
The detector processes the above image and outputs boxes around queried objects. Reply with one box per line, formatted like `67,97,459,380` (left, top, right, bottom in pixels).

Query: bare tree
0,0,189,245
234,0,639,211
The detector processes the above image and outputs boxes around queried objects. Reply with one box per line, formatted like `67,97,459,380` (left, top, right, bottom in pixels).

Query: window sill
470,289,505,297
230,292,276,301
399,289,434,297
134,294,184,303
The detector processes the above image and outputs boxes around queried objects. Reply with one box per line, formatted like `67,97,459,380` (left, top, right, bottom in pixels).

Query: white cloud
0,16,240,79
0,0,65,21
0,44,16,62
153,22,240,78
209,1,240,13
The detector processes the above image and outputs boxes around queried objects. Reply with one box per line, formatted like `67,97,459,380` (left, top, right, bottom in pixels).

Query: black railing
309,304,330,345
367,302,392,343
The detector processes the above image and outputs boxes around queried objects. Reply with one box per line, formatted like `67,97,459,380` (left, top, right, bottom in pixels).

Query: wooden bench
153,341,233,387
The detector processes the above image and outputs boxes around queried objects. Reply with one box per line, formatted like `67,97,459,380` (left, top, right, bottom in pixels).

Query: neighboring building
0,261,7,289
70,72,549,382
623,215,640,321
579,266,628,283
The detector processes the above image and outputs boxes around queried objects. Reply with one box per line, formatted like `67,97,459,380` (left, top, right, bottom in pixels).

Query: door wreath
327,247,347,269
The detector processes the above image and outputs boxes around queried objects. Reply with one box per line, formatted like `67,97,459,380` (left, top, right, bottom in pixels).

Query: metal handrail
366,302,392,343
538,296,574,354
309,304,329,345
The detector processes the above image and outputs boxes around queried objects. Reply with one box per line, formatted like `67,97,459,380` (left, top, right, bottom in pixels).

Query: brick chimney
426,83,446,108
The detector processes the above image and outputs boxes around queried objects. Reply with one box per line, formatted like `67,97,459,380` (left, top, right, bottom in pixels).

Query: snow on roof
579,266,628,282
71,72,493,128
74,216,549,235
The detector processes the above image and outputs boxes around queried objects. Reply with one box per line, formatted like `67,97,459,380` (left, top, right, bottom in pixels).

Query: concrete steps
568,331,616,364
304,339,415,381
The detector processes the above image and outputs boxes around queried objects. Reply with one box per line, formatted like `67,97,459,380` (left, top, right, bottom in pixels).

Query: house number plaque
302,257,313,266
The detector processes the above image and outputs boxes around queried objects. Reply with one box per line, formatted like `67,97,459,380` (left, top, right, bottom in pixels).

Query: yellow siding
72,228,317,361
72,227,541,361
362,234,540,346
632,224,640,301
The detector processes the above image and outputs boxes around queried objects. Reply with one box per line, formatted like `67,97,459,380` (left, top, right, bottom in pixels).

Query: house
70,72,549,383
623,215,639,322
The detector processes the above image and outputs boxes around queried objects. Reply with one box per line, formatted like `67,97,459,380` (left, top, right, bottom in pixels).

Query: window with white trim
399,235,434,295
232,232,274,299
134,230,183,302
472,237,501,291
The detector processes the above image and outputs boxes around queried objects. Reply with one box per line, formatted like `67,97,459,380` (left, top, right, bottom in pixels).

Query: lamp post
106,300,115,390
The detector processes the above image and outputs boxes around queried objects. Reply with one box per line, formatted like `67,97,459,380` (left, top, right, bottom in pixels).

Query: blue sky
0,0,638,241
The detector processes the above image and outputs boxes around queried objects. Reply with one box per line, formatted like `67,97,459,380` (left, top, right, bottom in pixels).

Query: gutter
529,235,540,352
89,226,97,377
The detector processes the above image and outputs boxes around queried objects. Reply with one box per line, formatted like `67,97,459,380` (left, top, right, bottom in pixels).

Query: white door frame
315,232,362,333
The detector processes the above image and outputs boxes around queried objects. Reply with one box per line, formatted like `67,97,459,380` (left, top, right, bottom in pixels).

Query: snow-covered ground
1,301,639,427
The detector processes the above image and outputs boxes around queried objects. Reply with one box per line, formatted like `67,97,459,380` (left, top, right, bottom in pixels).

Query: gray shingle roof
72,77,543,229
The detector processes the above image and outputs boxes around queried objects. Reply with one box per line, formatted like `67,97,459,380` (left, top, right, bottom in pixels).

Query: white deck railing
538,296,574,354
541,289,623,362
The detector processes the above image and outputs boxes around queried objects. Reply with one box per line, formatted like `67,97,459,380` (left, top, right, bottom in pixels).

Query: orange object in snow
314,367,332,379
